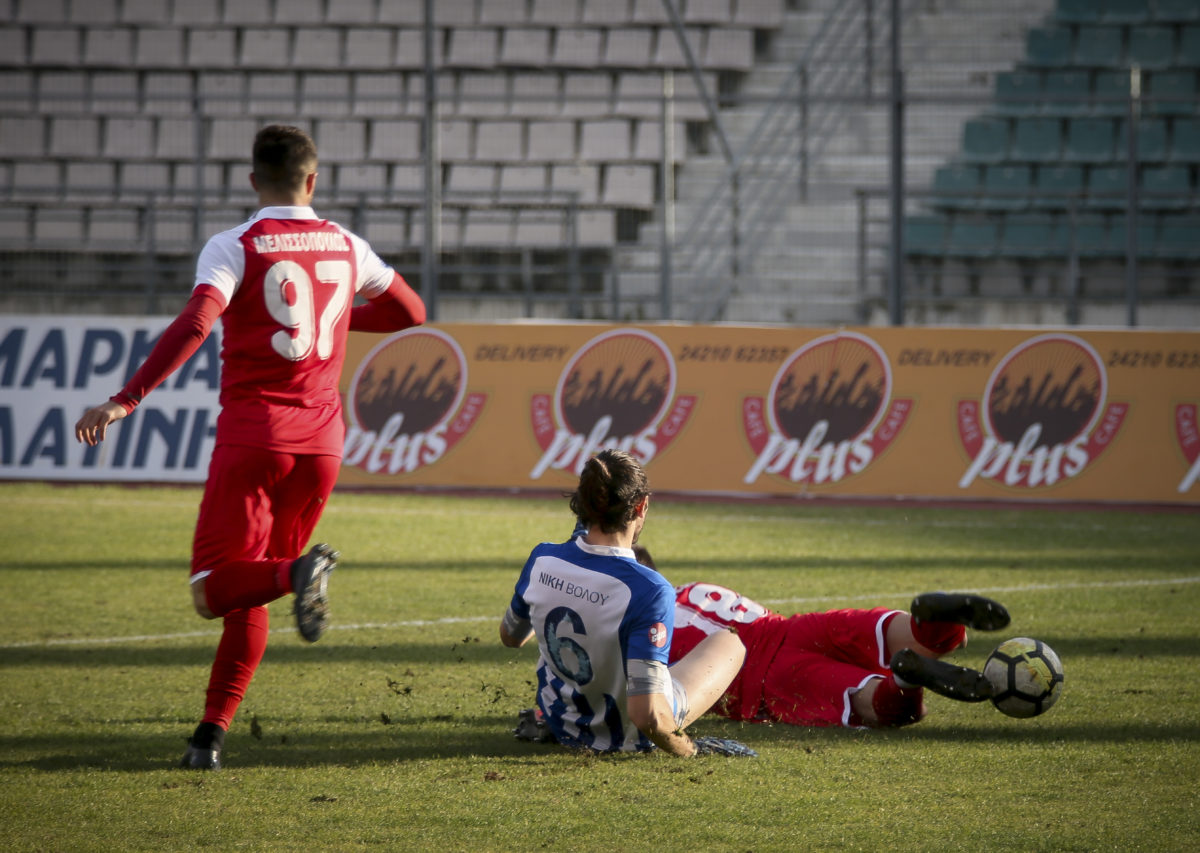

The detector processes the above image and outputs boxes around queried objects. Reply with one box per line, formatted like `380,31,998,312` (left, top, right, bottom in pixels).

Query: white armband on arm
627,658,672,697
502,606,533,643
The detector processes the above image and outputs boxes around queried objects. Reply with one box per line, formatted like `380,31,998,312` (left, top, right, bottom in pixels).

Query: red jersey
670,582,791,720
195,206,398,456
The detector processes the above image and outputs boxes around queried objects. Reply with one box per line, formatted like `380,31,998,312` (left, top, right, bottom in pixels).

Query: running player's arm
74,285,225,446
349,271,426,332
500,605,534,648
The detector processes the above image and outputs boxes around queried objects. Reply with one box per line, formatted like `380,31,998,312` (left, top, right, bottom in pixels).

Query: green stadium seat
1085,164,1130,208
1151,215,1200,259
1154,0,1200,23
1128,26,1176,70
1106,214,1159,257
931,163,982,209
1101,0,1151,24
1034,164,1086,208
1075,26,1125,68
1141,164,1193,208
1026,27,1074,67
945,217,1000,258
1000,214,1070,258
994,70,1043,115
904,215,948,256
982,164,1033,209
1147,70,1197,115
1093,70,1135,115
1178,26,1200,66
1068,214,1122,257
1042,69,1093,115
961,117,1010,162
1012,117,1063,161
1169,116,1200,160
1056,0,1102,24
1065,117,1118,162
1114,117,1169,161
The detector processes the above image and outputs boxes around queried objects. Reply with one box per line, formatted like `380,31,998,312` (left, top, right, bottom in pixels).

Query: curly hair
568,449,650,535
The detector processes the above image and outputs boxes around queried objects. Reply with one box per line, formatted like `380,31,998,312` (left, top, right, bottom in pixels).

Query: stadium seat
366,119,421,162
961,117,1010,163
1105,214,1158,257
1141,164,1192,208
1074,26,1125,68
1055,0,1102,24
31,27,81,65
704,28,755,71
500,28,553,66
49,116,100,158
653,27,705,68
580,118,633,161
1084,164,1129,208
1042,69,1092,116
12,160,59,198
103,116,154,158
248,72,298,113
323,0,374,23
84,28,133,67
999,213,1069,258
1156,0,1200,22
345,30,395,68
498,164,548,195
529,0,580,25
930,163,982,209
435,0,480,26
1026,27,1074,67
551,163,600,204
438,119,475,160
686,0,733,24
733,0,785,28
479,0,531,25
1128,25,1176,70
1092,69,1134,116
240,29,290,67
1033,164,1085,208
1114,116,1169,161
633,120,686,160
994,70,1042,115
1151,215,1200,259
903,214,947,257
1069,213,1123,257
632,0,670,24
376,0,424,25
1011,117,1063,161
602,164,656,207
37,71,88,113
353,72,405,116
88,208,141,246
981,164,1033,210
1177,26,1200,66
1064,117,1117,162
301,73,353,117
1169,116,1200,160
316,119,366,162
335,163,386,196
513,209,565,246
446,29,499,68
458,73,509,117
945,217,1000,258
34,208,85,243
563,73,613,117
509,73,561,117
294,29,342,69
0,70,34,111
527,120,577,161
1147,70,1197,115
447,164,497,193
552,29,604,67
1101,0,1151,25
475,120,526,161
585,0,637,26
222,0,270,24
604,29,654,67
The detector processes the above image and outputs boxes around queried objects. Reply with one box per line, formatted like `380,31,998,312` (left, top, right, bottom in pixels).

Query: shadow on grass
8,554,1199,573
8,632,1199,671
4,711,1199,775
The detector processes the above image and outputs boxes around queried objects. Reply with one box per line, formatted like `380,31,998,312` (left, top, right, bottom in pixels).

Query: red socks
911,617,968,655
202,606,270,730
200,559,293,617
871,676,926,727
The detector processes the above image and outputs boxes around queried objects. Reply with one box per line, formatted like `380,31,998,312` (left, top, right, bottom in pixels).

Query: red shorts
730,607,903,728
191,444,341,575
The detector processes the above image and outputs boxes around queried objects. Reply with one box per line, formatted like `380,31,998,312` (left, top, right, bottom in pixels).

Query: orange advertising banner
337,324,1200,505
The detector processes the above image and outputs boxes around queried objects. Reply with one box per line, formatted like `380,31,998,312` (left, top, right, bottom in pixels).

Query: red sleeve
110,285,225,413
349,272,427,333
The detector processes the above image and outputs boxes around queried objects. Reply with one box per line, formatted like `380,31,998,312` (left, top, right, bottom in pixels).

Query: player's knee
191,579,216,620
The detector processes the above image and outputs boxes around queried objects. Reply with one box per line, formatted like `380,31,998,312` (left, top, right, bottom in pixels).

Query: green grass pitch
1,482,1197,852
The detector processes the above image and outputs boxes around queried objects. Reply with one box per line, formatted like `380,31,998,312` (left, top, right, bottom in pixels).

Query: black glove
692,736,758,757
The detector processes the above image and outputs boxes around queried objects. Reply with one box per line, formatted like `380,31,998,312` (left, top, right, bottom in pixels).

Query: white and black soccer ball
983,637,1064,718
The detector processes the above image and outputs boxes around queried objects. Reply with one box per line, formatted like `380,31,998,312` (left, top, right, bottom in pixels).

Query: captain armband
502,607,533,642
627,658,672,697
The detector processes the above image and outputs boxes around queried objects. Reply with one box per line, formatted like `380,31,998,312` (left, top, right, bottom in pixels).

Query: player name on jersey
251,231,350,254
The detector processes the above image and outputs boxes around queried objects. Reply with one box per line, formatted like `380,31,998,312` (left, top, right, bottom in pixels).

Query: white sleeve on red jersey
339,226,396,298
194,222,252,305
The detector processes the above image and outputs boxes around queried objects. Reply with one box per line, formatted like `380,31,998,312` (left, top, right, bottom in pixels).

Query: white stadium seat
103,117,155,158
135,27,186,67
603,163,656,207
475,120,526,161
50,116,101,158
275,0,324,23
580,118,632,161
83,28,134,67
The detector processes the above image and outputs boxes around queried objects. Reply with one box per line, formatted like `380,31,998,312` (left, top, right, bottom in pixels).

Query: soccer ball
983,637,1064,718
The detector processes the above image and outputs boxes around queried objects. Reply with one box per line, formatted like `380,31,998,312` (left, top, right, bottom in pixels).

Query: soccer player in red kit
74,125,426,770
669,578,1011,729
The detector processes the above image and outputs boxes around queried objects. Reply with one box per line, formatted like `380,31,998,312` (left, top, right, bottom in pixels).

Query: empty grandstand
0,0,1196,326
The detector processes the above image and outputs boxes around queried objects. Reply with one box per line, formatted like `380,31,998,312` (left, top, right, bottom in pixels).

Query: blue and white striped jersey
509,536,675,752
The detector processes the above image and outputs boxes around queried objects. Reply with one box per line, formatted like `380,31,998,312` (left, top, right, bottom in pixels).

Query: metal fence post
1125,65,1141,328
